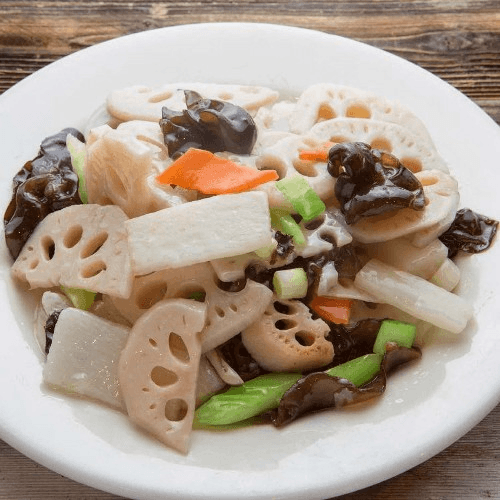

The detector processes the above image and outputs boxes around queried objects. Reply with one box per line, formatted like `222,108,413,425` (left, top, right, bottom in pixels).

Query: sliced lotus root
196,355,226,407
118,299,206,454
306,118,448,173
12,204,133,298
241,297,333,372
107,83,280,122
347,169,460,244
295,209,353,258
254,134,336,208
289,83,435,143
86,121,196,218
111,261,274,353
254,100,296,134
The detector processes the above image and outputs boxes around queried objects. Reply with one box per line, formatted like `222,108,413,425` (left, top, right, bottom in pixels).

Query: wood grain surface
1,1,500,499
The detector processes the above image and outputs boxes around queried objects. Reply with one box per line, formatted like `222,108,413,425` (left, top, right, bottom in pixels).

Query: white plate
0,23,499,500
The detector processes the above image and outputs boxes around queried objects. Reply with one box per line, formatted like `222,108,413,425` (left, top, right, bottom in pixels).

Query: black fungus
44,309,62,355
439,208,498,258
159,90,257,158
267,344,422,427
323,318,383,368
327,142,425,224
268,372,386,428
4,128,84,260
219,333,267,382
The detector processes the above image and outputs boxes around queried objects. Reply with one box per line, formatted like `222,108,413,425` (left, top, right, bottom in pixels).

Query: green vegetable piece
61,286,96,311
373,319,416,355
66,134,88,204
194,372,302,426
254,240,277,259
269,208,306,246
272,268,308,299
326,353,383,386
188,291,206,302
275,177,326,221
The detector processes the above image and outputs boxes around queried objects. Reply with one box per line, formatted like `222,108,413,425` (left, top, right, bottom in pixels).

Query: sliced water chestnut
327,142,425,224
160,90,257,158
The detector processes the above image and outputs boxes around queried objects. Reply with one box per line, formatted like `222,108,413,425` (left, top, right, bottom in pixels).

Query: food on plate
4,82,498,454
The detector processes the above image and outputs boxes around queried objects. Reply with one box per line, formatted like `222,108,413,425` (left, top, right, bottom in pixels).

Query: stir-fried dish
4,83,498,454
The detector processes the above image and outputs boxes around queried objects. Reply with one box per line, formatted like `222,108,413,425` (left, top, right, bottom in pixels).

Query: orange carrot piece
156,148,278,195
298,141,334,163
309,296,352,325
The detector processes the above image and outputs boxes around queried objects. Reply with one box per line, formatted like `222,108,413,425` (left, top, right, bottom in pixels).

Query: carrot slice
309,296,352,324
156,148,279,195
298,141,334,162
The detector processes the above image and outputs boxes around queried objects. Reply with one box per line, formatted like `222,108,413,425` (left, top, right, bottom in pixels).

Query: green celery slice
373,319,416,355
275,177,326,221
269,208,306,245
272,268,308,299
61,286,96,311
325,353,383,387
194,372,302,426
66,134,88,204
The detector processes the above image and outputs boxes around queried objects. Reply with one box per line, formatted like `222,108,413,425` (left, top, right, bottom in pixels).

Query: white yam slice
12,204,134,298
118,299,206,454
306,118,448,173
126,191,272,275
347,169,460,244
34,291,71,355
241,297,333,372
107,83,280,122
254,134,336,208
289,83,435,144
320,279,377,302
354,259,473,334
110,261,274,352
86,121,196,218
363,237,448,280
43,308,131,409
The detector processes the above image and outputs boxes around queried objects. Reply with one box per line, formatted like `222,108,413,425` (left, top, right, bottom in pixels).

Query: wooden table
1,1,499,499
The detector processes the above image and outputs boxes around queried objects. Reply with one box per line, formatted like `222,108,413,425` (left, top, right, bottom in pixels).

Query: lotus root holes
29,259,39,270
401,157,423,173
80,260,107,279
293,158,319,177
80,232,109,258
63,225,83,248
148,91,173,103
273,301,291,315
218,92,233,100
294,331,316,347
164,398,188,422
275,319,297,330
256,156,287,180
150,366,178,387
215,306,225,318
370,137,392,153
317,103,336,122
41,235,55,261
345,104,371,119
169,333,190,364
136,281,168,310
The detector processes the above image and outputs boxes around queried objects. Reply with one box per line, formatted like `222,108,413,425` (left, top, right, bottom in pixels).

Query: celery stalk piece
269,208,306,245
273,268,308,299
275,177,326,221
254,239,277,259
66,134,88,204
373,319,416,355
194,372,302,426
325,354,383,386
60,286,96,311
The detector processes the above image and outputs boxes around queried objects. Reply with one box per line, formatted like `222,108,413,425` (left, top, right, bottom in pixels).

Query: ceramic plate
0,23,499,500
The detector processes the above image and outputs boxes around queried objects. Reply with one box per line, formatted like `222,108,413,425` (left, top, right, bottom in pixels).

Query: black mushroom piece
327,142,425,225
159,90,257,158
268,343,422,428
439,208,498,258
44,309,62,355
4,128,84,260
219,333,266,382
